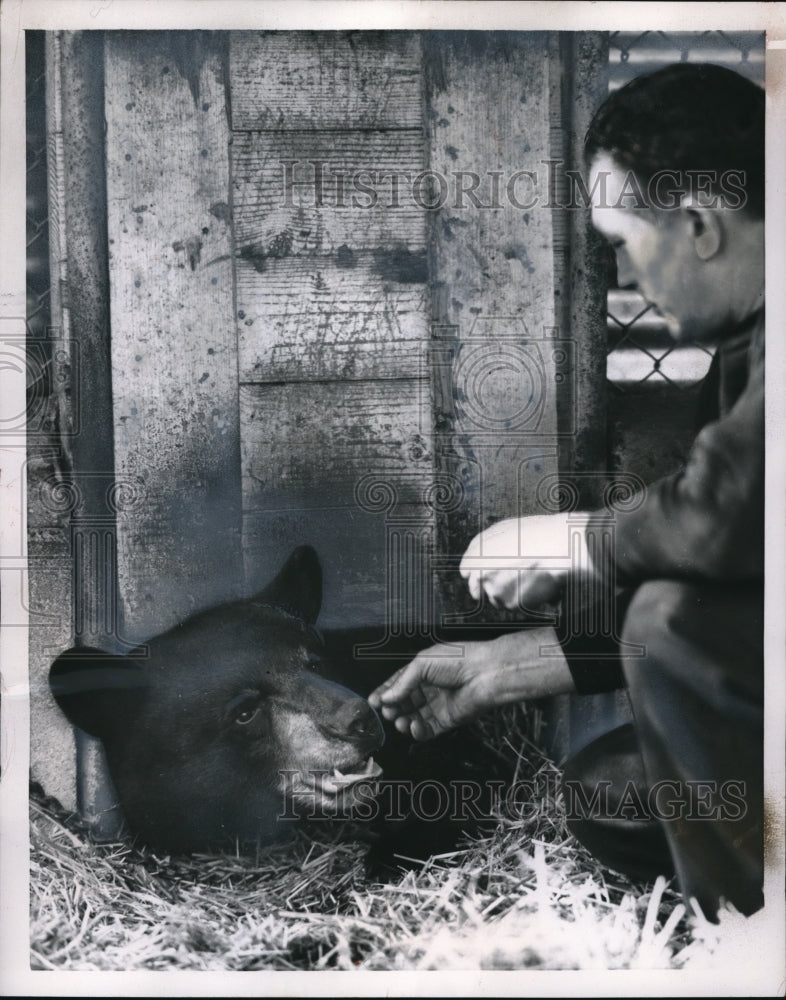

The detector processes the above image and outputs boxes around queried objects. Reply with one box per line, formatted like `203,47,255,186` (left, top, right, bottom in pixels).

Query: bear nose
320,697,384,747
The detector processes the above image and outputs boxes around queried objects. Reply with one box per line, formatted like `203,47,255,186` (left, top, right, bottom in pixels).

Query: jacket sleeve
586,346,764,586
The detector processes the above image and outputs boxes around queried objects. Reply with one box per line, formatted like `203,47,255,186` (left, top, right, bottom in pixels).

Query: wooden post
556,32,610,506
43,31,120,832
424,32,625,759
104,32,244,642
549,33,634,759
424,32,563,621
564,34,635,757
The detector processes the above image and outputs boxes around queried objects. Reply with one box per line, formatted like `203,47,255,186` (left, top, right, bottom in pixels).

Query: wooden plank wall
32,30,610,813
229,32,434,629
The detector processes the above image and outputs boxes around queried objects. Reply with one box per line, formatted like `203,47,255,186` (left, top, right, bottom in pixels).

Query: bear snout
318,696,385,752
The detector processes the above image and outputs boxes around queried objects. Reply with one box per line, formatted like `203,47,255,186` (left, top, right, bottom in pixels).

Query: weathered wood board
240,379,432,508
230,31,423,131
558,33,610,506
424,33,563,614
236,254,429,382
232,31,435,628
104,33,243,642
242,505,435,630
29,30,115,815
231,130,426,253
27,542,75,808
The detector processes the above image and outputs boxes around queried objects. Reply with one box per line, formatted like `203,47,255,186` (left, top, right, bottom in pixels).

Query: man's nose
614,248,638,290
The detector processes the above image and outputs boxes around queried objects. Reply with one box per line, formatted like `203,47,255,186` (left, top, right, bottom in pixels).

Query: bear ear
49,647,150,740
255,545,322,625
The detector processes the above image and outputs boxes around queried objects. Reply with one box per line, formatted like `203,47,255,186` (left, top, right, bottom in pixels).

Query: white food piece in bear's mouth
333,756,382,779
321,756,383,794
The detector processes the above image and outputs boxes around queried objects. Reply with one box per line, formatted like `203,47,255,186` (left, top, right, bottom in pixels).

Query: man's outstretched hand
367,629,576,740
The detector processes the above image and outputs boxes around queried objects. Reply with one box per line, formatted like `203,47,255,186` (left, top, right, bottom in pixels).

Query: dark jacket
588,311,765,585
565,311,764,694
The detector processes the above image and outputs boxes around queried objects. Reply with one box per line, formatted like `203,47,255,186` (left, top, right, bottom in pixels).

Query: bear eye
306,651,324,672
226,691,261,726
235,705,260,726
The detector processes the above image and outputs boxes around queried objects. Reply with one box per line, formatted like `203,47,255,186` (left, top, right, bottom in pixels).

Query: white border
1,2,784,996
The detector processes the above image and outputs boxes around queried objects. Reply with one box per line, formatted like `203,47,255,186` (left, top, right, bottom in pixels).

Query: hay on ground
29,705,750,971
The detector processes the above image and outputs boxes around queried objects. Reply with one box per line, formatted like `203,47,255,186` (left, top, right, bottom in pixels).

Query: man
369,63,765,920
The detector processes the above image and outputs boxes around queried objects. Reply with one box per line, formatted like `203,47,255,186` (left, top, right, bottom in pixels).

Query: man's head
585,63,764,342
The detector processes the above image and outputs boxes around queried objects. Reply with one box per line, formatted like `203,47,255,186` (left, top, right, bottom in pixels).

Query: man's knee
620,579,698,652
619,578,717,701
620,577,762,695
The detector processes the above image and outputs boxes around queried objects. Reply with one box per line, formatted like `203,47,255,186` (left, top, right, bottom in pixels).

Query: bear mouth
320,755,383,796
283,755,383,815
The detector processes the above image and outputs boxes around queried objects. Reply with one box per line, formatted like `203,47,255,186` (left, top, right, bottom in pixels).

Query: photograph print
7,9,781,989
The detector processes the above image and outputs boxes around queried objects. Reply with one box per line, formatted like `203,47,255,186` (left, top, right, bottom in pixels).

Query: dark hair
585,63,764,217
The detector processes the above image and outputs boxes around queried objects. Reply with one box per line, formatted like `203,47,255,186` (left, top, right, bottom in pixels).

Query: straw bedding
30,704,755,972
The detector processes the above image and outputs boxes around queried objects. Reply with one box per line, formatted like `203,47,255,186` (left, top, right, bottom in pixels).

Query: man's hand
367,629,575,740
459,513,593,610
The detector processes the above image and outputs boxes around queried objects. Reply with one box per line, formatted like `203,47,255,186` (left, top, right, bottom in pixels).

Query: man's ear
684,205,724,261
49,647,149,739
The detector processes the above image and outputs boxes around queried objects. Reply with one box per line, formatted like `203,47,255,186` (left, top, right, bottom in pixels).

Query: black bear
49,546,387,853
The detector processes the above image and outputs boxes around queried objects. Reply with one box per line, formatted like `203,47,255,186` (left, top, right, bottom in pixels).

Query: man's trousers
562,579,763,919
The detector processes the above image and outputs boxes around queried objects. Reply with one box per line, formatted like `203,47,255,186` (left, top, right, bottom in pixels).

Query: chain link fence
609,29,764,91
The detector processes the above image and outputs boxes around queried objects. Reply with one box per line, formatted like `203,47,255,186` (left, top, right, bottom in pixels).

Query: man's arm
368,628,576,740
588,356,764,586
461,340,763,609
